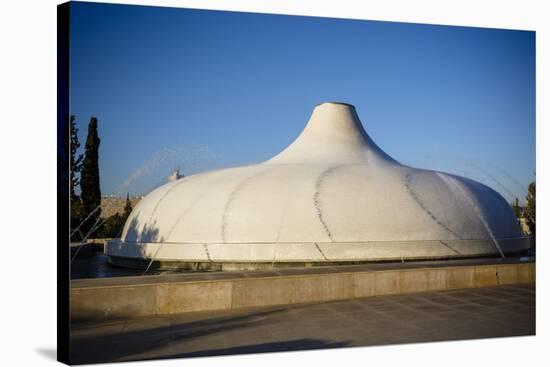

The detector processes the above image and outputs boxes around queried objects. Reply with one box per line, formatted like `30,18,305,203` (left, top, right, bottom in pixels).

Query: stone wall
100,196,142,219
70,260,535,322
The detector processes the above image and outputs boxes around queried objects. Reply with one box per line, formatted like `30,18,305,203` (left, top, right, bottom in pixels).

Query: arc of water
468,164,517,204
271,243,278,269
421,153,527,205
70,215,105,264
70,204,101,238
485,162,528,200
70,145,226,268
436,173,505,258
143,243,164,275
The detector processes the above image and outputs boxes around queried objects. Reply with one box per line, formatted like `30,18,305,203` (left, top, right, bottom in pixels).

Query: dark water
71,252,159,279
70,246,536,280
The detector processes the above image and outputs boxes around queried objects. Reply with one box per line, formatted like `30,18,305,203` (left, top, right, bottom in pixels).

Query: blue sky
70,2,535,204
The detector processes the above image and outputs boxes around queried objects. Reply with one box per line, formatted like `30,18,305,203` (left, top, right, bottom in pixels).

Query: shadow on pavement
71,308,290,364
166,339,351,359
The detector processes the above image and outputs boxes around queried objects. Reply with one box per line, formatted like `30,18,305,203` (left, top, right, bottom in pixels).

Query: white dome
106,102,527,269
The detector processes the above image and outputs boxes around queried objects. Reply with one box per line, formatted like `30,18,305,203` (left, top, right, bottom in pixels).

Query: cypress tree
70,115,83,201
80,117,101,234
70,115,84,234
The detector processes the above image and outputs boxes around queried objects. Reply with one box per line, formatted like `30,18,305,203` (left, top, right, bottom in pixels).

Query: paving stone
70,284,535,364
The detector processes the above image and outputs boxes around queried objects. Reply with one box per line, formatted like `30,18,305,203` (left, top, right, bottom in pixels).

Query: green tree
96,195,133,239
70,115,83,201
80,117,101,235
123,193,133,218
100,213,126,239
69,115,84,236
524,181,535,236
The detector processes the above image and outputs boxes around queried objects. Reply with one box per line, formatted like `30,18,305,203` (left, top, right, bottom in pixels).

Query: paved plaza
70,284,535,364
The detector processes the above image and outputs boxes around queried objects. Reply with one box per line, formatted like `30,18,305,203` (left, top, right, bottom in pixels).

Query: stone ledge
70,260,535,322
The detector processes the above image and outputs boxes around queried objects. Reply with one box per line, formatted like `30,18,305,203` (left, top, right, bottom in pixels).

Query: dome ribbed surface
106,102,526,266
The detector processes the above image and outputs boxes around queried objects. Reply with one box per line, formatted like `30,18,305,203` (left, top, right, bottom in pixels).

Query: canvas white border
0,0,547,366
